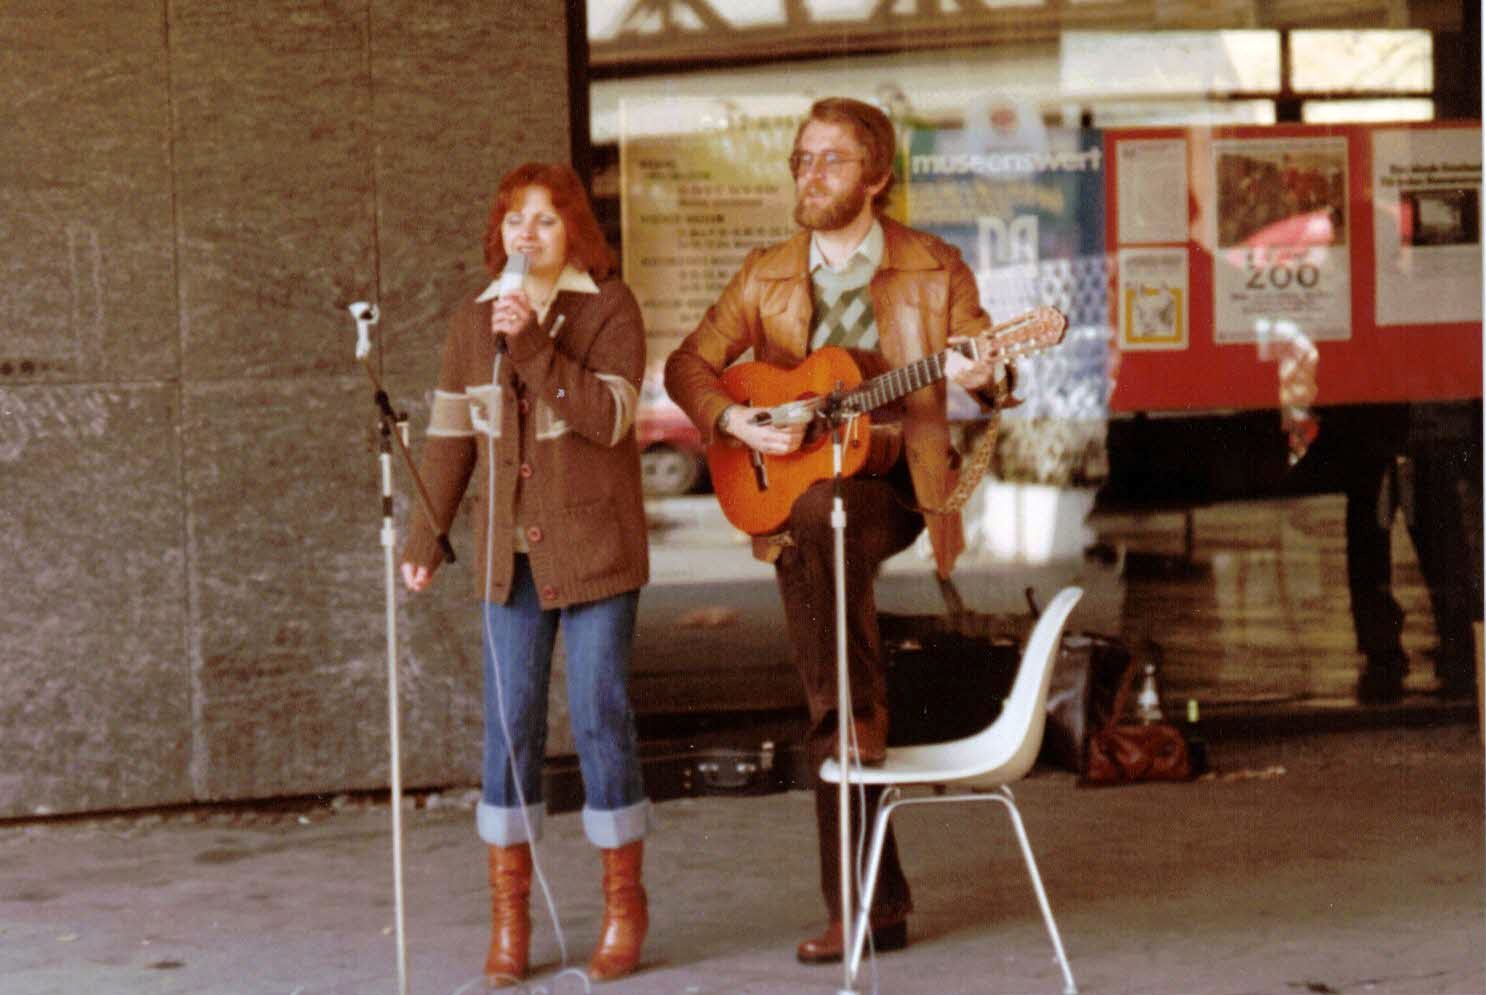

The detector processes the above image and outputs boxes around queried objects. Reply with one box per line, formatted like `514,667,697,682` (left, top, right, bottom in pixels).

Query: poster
1210,136,1351,344
620,104,797,363
1371,126,1482,326
904,115,1110,484
905,118,1105,326
1115,138,1189,245
1117,247,1188,350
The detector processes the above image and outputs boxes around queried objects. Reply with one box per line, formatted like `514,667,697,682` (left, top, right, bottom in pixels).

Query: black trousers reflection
774,475,923,922
1305,403,1482,683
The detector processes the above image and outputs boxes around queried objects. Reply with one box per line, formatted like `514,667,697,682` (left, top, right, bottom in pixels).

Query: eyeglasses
788,150,866,177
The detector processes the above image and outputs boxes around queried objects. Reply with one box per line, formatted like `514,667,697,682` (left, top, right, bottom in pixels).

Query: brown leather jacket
664,216,1007,578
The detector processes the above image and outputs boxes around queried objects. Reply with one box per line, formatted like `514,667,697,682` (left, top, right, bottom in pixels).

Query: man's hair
484,162,617,280
795,97,897,210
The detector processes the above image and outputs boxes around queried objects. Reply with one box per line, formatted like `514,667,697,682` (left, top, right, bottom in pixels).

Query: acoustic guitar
706,306,1069,536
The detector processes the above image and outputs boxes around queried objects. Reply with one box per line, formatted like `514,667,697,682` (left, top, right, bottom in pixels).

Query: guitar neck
838,307,1064,416
843,342,972,415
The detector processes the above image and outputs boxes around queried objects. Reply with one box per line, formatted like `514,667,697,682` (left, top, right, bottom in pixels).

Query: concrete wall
0,2,574,818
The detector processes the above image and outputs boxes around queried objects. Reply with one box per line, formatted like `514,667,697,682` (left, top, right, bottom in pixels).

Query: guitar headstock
975,306,1068,363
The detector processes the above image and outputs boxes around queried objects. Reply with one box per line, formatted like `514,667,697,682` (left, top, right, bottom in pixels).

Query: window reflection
1291,30,1433,94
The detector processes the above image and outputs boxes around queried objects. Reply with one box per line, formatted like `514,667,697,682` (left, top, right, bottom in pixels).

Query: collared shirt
808,218,884,288
476,263,600,324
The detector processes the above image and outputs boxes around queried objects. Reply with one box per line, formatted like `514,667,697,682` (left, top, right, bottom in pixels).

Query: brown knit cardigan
402,275,649,608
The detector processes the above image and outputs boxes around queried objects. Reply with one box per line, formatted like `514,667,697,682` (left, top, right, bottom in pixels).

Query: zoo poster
1210,136,1351,345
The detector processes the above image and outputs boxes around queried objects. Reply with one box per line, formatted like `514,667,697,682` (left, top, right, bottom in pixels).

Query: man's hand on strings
721,404,807,456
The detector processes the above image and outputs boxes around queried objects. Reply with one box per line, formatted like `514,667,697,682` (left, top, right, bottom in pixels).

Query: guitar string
852,316,1057,411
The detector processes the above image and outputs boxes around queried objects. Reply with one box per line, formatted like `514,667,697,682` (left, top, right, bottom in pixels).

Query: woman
401,162,651,986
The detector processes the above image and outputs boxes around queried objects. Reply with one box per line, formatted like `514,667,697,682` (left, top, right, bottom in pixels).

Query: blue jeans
476,556,650,849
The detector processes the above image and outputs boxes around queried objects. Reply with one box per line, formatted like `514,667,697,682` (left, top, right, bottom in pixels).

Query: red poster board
1105,120,1481,414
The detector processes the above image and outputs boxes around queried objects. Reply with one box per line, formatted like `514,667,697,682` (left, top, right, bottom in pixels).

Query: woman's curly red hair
483,162,617,280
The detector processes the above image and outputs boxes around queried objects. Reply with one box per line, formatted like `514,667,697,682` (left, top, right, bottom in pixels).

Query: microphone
497,252,528,298
493,253,528,354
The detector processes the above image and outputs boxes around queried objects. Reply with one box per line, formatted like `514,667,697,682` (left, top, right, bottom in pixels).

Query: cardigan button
519,398,531,415
541,585,558,601
526,526,543,544
519,462,533,478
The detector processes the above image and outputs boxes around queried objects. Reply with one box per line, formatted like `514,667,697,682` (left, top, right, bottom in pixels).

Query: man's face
791,120,880,232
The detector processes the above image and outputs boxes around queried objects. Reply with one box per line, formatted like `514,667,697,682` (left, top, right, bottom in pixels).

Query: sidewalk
2,722,1481,995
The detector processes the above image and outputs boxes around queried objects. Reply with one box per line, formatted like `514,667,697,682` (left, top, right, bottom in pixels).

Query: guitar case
543,738,805,813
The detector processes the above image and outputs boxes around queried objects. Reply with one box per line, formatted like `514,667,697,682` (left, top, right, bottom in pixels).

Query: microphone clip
349,301,380,361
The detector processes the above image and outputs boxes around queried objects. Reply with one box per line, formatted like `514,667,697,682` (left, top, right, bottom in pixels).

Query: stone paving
1,722,1480,995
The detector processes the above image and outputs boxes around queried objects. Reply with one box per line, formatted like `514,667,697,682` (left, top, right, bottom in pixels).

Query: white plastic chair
821,585,1084,994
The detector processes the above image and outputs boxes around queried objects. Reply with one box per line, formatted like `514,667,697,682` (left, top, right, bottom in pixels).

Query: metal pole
831,420,855,995
380,426,410,995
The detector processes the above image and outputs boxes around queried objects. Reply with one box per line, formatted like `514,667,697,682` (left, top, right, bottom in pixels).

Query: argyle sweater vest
809,273,878,352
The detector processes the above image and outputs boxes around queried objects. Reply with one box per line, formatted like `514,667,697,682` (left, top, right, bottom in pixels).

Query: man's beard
794,181,869,231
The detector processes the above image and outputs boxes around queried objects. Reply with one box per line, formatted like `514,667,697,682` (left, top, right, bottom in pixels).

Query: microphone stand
347,302,457,995
824,396,860,995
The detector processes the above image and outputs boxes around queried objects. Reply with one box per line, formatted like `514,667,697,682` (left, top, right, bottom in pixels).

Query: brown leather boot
484,843,532,987
588,840,648,981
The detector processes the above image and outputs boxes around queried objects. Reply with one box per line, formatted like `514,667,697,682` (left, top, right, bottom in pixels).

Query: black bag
881,613,1021,746
879,580,1138,768
1040,631,1135,773
881,577,1024,747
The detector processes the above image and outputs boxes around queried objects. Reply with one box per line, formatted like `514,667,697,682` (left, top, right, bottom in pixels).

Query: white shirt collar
809,218,884,274
476,264,600,303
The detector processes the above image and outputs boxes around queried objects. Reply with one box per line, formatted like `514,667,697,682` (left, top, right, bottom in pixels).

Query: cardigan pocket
553,498,630,583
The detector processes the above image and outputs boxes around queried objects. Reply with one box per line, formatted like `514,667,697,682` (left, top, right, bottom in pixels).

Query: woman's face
501,185,568,281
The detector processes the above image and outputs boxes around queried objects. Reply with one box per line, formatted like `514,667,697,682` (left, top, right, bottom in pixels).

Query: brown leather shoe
484,843,533,987
796,913,908,964
827,711,888,766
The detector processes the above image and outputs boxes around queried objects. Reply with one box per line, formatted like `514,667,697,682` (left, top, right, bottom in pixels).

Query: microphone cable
841,696,885,995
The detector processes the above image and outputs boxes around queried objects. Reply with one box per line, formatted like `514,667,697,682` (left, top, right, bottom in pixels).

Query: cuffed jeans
477,555,650,849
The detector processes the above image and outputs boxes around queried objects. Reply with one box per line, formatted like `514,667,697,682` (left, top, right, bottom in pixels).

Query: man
664,97,1015,963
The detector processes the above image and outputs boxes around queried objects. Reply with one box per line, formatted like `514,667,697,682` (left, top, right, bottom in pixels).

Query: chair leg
845,787,902,983
994,787,1078,995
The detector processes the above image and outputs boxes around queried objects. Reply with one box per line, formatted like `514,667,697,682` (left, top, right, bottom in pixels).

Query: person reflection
1327,403,1481,704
